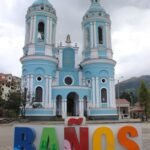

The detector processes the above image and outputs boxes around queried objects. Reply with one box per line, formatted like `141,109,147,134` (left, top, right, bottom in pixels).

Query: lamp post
117,76,124,120
117,80,121,119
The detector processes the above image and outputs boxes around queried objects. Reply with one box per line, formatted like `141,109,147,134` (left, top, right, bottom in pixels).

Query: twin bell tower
20,0,117,120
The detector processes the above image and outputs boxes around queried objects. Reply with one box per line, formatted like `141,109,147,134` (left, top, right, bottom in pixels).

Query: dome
86,1,106,16
28,0,56,16
88,3,105,13
32,0,52,7
83,0,109,21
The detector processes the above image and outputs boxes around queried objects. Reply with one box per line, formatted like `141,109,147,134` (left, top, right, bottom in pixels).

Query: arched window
98,27,103,44
35,87,42,102
38,22,45,40
101,88,107,103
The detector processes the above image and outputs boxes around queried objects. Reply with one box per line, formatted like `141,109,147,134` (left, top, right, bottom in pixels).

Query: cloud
0,0,149,79
112,6,150,79
0,23,24,75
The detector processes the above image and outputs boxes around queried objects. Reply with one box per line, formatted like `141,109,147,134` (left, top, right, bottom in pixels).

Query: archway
56,95,62,117
67,92,79,116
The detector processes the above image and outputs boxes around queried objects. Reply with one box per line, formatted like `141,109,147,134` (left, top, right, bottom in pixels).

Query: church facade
21,0,118,120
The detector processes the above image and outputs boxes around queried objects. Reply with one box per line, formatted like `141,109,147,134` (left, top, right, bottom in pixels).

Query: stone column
45,75,49,108
62,99,67,119
79,100,82,116
92,77,96,107
79,71,82,86
46,17,50,44
105,23,109,48
30,75,34,103
29,16,34,43
83,29,86,49
59,49,63,68
53,24,56,46
93,22,97,48
49,76,52,108
110,78,116,108
90,22,94,48
31,16,36,43
49,18,52,44
108,24,112,49
75,50,78,69
81,99,84,116
96,77,99,107
25,23,28,45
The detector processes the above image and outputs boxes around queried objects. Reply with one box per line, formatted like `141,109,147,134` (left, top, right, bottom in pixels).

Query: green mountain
115,75,150,104
116,75,150,94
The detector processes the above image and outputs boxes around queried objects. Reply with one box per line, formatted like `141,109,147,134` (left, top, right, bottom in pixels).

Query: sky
0,0,150,81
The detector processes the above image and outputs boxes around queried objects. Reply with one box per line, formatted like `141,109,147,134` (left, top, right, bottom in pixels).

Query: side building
0,73,21,100
21,0,118,120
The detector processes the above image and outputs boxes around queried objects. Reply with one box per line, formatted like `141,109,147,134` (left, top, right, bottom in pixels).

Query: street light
117,76,124,119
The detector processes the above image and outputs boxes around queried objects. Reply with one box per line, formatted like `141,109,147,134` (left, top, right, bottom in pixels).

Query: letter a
39,128,59,150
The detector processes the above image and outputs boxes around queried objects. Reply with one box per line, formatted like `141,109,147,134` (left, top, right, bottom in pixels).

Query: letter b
14,127,35,150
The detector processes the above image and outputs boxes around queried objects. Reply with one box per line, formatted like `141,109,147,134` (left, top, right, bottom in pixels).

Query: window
35,87,43,102
64,77,73,85
38,22,45,40
40,6,44,10
37,76,42,81
86,79,91,87
98,27,103,44
101,88,107,103
101,78,107,83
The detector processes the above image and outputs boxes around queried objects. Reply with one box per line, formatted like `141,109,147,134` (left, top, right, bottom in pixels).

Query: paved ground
142,123,150,150
0,121,149,150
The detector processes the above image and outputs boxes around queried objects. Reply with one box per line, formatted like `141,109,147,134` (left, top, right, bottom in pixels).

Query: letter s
118,126,140,150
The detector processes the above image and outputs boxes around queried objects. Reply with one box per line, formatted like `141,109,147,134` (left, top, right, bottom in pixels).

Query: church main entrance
67,92,79,116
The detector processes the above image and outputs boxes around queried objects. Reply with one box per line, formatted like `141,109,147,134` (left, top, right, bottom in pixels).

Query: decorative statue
38,32,44,40
65,34,71,43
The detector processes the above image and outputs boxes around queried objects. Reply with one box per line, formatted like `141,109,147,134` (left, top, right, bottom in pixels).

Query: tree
0,85,5,107
138,81,150,120
120,91,137,106
5,91,22,116
20,89,35,118
120,92,131,101
0,84,3,101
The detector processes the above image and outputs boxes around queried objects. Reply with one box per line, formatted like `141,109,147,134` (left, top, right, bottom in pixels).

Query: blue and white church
21,0,118,120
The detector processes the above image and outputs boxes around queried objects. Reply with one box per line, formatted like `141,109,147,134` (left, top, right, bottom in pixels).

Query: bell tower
24,0,57,56
81,0,118,119
21,0,58,114
82,0,112,59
